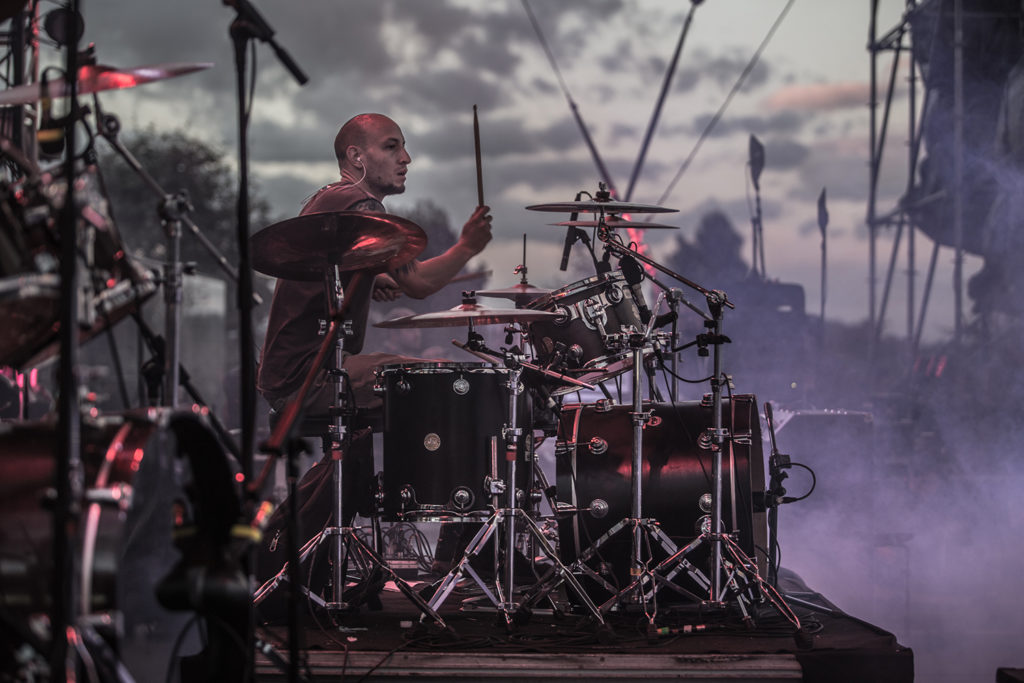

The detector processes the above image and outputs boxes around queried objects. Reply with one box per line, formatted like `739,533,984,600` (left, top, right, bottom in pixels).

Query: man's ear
347,146,363,167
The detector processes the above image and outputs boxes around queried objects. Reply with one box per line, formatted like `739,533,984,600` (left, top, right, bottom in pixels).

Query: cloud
675,50,773,92
413,115,580,162
691,110,809,138
763,139,811,171
763,82,872,112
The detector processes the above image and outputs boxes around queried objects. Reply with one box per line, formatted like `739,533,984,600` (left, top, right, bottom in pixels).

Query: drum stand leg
421,363,606,629
252,269,451,634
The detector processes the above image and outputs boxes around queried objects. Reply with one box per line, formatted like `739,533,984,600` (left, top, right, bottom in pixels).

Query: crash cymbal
525,199,677,214
0,62,213,107
251,211,426,281
550,218,679,230
375,302,562,328
475,282,552,302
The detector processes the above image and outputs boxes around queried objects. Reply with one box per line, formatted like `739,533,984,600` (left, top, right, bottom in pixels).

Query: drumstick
473,104,484,206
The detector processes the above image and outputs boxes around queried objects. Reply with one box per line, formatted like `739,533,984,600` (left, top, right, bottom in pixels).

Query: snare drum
375,362,528,520
526,270,647,386
0,165,155,368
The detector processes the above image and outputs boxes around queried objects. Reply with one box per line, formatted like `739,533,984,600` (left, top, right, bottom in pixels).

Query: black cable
781,462,817,502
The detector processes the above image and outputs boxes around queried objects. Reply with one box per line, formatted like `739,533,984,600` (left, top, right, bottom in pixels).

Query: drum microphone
560,191,586,271
619,254,652,325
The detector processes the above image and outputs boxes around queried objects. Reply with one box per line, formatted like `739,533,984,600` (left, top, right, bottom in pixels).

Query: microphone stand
52,11,83,678
222,3,306,680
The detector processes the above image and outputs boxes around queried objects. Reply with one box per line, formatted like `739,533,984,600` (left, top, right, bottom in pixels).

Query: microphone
619,254,652,325
560,191,584,271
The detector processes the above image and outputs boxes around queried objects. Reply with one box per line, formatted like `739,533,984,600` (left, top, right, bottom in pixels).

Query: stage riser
256,652,803,681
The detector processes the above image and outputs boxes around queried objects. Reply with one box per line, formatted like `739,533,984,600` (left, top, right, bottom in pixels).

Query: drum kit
0,34,802,681
245,185,800,636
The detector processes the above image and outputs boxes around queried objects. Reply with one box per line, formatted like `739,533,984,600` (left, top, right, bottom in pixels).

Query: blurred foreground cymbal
0,0,27,23
475,282,552,303
252,211,426,281
375,302,561,328
551,218,678,230
0,62,213,106
526,199,677,214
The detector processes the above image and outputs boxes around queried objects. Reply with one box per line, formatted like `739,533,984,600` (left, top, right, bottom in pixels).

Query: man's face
359,118,411,198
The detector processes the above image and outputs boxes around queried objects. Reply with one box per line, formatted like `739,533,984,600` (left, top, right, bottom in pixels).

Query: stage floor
252,570,913,682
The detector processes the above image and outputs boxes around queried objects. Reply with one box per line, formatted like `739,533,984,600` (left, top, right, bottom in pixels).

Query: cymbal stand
90,100,265,408
251,268,450,634
594,241,802,635
422,345,606,628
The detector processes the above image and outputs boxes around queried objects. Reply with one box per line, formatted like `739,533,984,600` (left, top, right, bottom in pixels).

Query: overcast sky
74,0,973,341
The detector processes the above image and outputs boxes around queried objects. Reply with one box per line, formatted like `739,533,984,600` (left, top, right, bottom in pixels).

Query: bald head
333,113,411,199
334,113,393,168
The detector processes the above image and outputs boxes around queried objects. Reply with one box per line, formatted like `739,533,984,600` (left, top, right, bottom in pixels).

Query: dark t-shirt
256,182,385,402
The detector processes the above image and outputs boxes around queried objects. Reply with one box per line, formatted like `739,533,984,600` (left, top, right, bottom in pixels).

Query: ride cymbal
526,199,677,214
251,211,426,280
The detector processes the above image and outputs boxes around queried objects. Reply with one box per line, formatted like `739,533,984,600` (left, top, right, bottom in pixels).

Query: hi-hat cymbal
475,282,552,302
550,219,678,230
252,211,426,281
0,62,213,107
526,199,677,214
375,302,562,328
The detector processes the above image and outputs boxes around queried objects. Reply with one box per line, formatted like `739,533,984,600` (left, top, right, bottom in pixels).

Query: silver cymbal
550,219,678,230
375,302,562,328
526,199,677,214
0,62,213,107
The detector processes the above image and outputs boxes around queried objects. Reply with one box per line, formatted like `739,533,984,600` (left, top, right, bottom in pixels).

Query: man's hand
459,205,494,255
372,273,402,301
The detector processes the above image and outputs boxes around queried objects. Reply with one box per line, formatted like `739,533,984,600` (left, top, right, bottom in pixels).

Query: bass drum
555,397,767,600
376,362,529,521
0,408,238,633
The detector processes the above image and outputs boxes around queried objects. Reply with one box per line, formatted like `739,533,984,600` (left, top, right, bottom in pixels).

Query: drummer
256,113,493,423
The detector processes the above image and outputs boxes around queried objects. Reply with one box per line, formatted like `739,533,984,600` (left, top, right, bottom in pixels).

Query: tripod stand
251,265,449,632
421,349,605,628
590,240,802,634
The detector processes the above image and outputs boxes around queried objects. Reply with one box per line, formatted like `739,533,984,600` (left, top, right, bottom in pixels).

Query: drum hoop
377,361,502,375
528,270,626,309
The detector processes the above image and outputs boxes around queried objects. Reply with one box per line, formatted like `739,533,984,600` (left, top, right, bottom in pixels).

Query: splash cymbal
475,282,552,303
0,62,213,107
526,199,677,214
252,211,426,280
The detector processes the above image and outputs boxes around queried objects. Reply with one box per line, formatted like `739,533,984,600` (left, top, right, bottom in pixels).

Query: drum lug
450,486,475,512
484,475,506,496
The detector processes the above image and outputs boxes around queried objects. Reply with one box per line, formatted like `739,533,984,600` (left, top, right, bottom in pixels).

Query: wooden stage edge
256,651,804,682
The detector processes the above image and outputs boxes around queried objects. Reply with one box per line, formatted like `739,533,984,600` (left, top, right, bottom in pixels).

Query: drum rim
377,361,503,374
526,270,626,309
